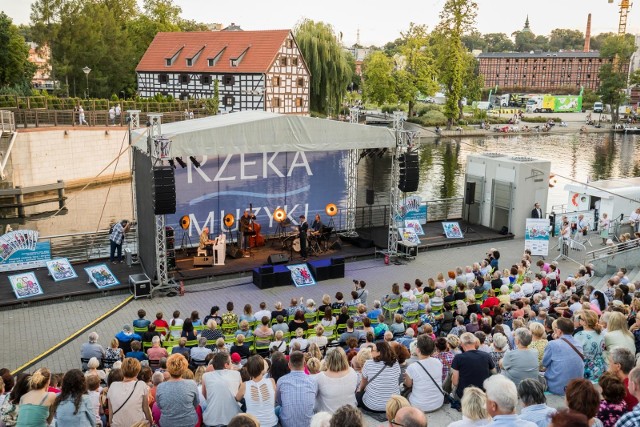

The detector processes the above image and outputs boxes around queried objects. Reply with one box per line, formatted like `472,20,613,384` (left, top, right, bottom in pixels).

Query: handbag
416,359,460,410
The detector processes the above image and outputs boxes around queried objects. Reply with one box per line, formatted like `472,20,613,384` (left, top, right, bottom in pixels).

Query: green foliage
294,19,352,115
415,103,442,116
513,31,549,52
483,33,515,52
203,80,219,115
597,36,635,123
0,13,36,90
461,30,486,51
549,29,585,51
362,51,396,105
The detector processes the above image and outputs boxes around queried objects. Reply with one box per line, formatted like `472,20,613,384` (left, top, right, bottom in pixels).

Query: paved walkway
2,237,575,425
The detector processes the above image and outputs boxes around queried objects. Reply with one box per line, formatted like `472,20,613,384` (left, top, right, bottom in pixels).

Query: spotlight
325,203,338,217
189,156,201,168
179,215,190,230
175,157,187,168
273,208,287,223
224,213,235,228
168,159,176,169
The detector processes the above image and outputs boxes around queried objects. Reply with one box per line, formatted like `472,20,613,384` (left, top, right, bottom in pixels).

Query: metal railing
584,238,639,262
12,109,206,128
41,226,138,263
352,197,465,229
0,110,15,133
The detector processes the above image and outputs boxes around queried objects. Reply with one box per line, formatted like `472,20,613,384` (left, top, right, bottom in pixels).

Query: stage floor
0,220,512,309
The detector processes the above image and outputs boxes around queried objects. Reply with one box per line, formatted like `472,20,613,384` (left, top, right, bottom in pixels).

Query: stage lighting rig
175,157,187,168
189,156,201,168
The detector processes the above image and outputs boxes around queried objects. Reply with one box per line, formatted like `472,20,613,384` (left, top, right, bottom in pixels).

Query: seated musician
199,226,214,255
311,214,323,234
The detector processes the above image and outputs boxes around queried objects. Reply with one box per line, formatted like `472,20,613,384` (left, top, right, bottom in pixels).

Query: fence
12,109,206,128
352,197,465,229
0,96,206,112
41,227,138,263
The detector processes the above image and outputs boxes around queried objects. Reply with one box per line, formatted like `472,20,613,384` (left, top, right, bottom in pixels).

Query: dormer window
186,58,193,67
207,46,227,67
230,46,250,68
164,46,184,67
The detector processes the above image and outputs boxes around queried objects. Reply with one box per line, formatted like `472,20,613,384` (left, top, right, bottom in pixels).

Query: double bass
248,203,265,248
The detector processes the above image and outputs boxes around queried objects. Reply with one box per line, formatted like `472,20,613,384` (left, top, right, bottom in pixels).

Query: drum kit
279,227,325,256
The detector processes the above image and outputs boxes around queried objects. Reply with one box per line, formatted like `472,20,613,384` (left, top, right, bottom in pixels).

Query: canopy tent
131,110,396,157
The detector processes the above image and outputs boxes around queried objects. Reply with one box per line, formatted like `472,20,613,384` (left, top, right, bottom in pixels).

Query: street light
82,66,91,99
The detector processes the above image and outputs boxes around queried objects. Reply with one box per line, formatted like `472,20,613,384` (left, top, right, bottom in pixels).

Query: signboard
46,258,78,282
525,218,551,256
0,241,51,273
404,220,424,236
170,151,349,238
397,196,427,224
85,264,120,289
554,95,582,113
442,222,464,239
553,210,595,236
8,272,44,299
398,228,421,245
287,264,316,287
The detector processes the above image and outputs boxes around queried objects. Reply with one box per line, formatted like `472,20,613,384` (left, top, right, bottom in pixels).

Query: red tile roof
136,30,292,73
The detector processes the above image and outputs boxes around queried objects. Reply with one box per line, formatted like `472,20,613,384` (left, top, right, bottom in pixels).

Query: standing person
531,203,543,219
575,214,589,244
115,103,121,124
276,351,318,427
298,215,309,261
78,105,88,125
599,213,611,245
630,207,640,233
239,210,255,256
107,358,153,427
108,106,116,125
451,333,496,401
403,334,444,412
155,354,199,427
542,317,585,395
15,369,56,427
236,356,278,427
51,369,96,426
109,220,131,264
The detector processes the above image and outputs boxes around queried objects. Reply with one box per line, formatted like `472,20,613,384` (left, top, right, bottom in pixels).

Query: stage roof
131,111,397,157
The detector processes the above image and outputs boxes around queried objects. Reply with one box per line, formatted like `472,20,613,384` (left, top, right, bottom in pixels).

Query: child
86,374,103,427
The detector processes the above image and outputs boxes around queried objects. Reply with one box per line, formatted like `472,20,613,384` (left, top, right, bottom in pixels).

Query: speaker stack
398,152,419,193
465,182,476,205
153,166,176,215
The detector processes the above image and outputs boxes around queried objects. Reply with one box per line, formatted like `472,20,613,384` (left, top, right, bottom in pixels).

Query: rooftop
478,51,601,59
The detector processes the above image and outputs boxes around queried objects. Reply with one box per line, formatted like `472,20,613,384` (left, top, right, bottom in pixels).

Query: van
593,102,603,113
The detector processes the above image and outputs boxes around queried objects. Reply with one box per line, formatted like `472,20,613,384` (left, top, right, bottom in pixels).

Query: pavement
1,236,576,425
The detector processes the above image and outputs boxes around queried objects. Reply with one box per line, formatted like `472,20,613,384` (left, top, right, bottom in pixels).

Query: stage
0,220,513,309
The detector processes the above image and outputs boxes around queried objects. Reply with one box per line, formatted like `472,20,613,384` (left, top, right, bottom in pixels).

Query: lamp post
82,66,91,99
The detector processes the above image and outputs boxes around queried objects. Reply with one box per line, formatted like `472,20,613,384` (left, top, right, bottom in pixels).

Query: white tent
132,110,397,157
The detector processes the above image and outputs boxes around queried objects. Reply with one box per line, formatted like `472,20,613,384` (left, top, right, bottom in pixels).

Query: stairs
591,266,640,291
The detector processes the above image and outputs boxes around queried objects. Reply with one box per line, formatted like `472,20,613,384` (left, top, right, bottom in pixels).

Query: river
19,132,640,236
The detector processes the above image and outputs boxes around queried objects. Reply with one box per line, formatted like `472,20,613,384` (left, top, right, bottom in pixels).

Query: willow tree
434,0,478,128
294,19,352,115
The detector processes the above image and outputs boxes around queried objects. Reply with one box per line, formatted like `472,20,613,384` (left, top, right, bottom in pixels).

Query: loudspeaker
398,152,419,193
329,241,342,250
193,256,214,266
465,182,476,205
153,166,176,215
267,253,289,265
499,226,509,235
366,189,375,205
226,246,244,259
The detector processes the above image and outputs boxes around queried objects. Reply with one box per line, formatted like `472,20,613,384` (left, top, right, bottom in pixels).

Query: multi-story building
28,43,56,91
478,51,627,92
136,30,310,115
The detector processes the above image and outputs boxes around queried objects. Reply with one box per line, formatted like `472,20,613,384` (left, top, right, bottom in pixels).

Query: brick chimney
584,13,592,52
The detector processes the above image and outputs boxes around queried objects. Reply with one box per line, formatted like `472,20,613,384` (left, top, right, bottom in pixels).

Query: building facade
28,43,56,91
478,51,626,91
136,30,310,115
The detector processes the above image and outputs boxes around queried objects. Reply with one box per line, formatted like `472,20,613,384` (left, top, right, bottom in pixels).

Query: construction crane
609,0,633,35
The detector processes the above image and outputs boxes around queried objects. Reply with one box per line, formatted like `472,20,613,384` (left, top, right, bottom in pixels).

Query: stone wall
10,128,131,188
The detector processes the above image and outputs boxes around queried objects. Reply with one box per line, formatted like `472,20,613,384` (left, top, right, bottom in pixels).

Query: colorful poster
525,218,551,256
8,272,44,299
170,151,349,237
442,222,464,239
398,228,421,245
46,258,78,282
397,196,427,224
0,241,51,272
85,264,120,289
287,264,316,287
404,220,425,236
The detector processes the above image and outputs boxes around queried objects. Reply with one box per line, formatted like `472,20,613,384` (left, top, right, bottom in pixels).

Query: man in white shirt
254,301,271,321
630,207,640,233
202,352,242,426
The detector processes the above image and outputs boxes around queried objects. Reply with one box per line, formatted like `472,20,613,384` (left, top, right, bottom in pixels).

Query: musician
630,207,640,233
298,215,309,261
239,210,256,255
199,226,214,255
311,214,323,233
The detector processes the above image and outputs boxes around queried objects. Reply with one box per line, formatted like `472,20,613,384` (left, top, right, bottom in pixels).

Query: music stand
464,203,476,234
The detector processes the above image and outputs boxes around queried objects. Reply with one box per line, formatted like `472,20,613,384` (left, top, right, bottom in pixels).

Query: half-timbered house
136,30,310,115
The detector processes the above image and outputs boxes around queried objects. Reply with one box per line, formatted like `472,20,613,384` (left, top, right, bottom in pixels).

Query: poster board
287,264,316,287
85,264,120,289
404,220,425,236
46,258,78,282
553,210,595,236
525,218,551,256
0,230,51,272
398,228,421,245
442,222,464,239
8,272,44,299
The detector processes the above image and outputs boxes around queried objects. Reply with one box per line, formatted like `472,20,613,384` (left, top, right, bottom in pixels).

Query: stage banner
170,151,349,236
397,196,427,224
525,218,551,256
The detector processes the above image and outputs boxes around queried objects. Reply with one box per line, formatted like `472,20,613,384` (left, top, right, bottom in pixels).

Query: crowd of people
2,246,640,427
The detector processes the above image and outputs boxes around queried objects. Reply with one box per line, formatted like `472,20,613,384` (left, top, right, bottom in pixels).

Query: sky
2,0,639,47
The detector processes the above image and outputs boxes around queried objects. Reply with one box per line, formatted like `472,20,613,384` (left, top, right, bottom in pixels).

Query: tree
0,12,36,91
294,19,352,115
483,33,514,52
434,0,478,127
460,53,483,106
461,30,486,52
549,28,584,51
598,35,636,123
